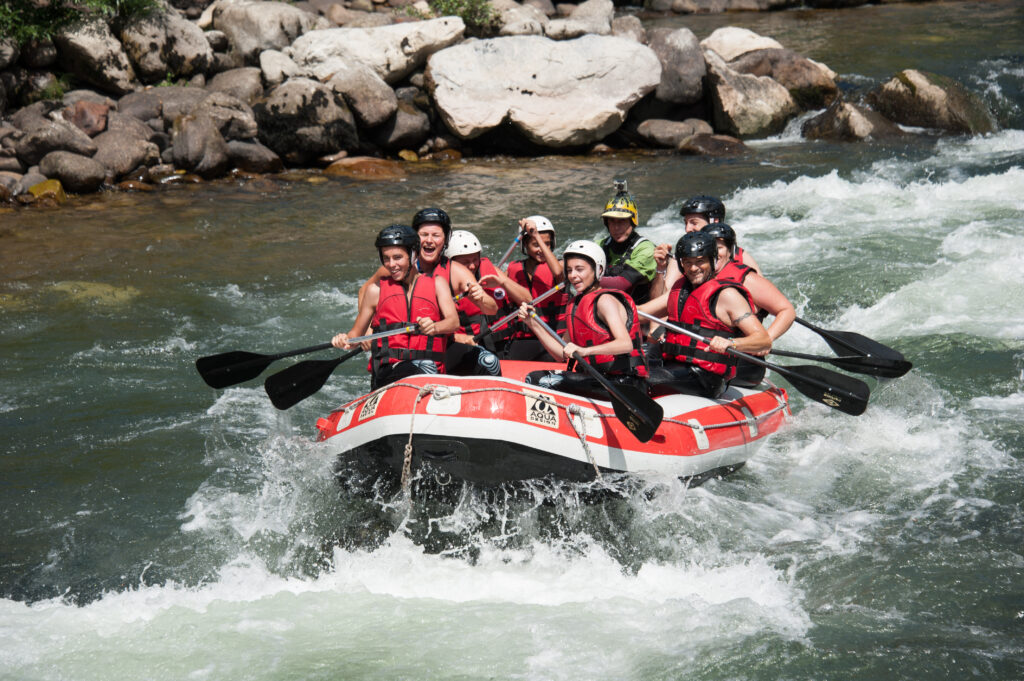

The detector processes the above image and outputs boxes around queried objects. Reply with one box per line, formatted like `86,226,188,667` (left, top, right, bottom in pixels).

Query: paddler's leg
444,343,502,377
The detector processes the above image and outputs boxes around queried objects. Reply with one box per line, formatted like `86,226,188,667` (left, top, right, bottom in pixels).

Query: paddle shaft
495,231,524,270
196,342,336,389
639,312,867,407
473,282,566,343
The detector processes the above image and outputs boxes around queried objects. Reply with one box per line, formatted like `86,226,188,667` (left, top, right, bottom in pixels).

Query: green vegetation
0,0,159,45
428,0,499,37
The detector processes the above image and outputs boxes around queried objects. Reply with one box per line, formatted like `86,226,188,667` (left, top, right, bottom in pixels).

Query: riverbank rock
326,62,397,128
54,18,137,95
728,47,838,109
62,100,110,136
193,91,259,140
703,48,797,138
545,0,612,39
866,69,996,135
93,129,162,177
253,77,358,165
636,118,712,147
647,27,705,105
427,35,660,147
288,17,465,84
700,26,782,62
802,98,906,141
207,67,264,104
226,139,283,172
121,8,214,82
39,151,107,193
213,1,326,64
494,0,548,36
172,112,231,177
13,118,98,166
677,132,749,156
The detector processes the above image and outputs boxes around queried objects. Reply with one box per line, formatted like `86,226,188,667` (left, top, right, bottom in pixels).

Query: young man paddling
333,225,459,389
517,240,647,399
640,231,770,399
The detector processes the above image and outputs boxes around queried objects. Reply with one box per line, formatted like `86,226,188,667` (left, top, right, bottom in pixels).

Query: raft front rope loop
567,403,602,481
401,385,435,496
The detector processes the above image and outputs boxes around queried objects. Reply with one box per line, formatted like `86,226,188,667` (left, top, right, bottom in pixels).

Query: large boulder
192,91,259,140
728,48,838,110
427,35,661,147
493,0,548,36
647,27,705,106
636,118,712,148
373,100,431,151
121,8,214,82
38,150,107,193
171,113,231,177
0,39,19,71
226,139,283,173
253,77,358,165
544,0,613,40
326,62,397,129
213,1,326,64
12,118,98,166
92,130,162,177
258,49,302,87
700,26,782,62
206,67,264,104
802,98,906,142
53,17,137,95
288,17,465,84
703,48,797,138
866,69,996,135
119,86,210,128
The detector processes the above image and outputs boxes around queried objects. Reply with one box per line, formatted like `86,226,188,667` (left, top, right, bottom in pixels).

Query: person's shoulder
632,238,656,255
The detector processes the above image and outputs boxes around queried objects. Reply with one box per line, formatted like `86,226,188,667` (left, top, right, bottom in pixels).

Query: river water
2,1,1023,679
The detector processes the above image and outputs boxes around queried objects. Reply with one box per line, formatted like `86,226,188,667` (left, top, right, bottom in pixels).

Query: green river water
2,1,1023,679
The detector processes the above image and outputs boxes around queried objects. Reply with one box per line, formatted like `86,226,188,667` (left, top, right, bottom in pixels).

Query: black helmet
701,222,737,256
679,195,726,222
375,224,419,256
411,207,452,243
675,231,717,263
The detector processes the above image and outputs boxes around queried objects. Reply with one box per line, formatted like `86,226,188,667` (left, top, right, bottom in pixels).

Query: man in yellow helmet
597,180,657,304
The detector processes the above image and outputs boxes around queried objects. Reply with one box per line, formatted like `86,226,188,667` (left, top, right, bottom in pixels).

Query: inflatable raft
314,360,790,485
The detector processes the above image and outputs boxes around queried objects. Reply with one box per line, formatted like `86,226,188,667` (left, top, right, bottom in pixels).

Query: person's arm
649,243,673,299
744,273,795,349
517,303,567,362
482,267,531,305
357,264,389,310
450,260,498,315
706,288,771,356
333,283,379,350
638,290,669,318
423,276,460,337
565,294,634,361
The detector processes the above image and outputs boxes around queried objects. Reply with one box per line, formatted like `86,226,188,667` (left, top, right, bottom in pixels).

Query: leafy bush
429,0,499,37
0,0,159,45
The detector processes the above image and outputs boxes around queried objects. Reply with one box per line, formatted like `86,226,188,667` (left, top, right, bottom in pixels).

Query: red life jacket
567,288,648,377
455,257,499,337
733,245,747,265
661,278,754,379
506,258,568,339
371,274,447,373
716,258,768,322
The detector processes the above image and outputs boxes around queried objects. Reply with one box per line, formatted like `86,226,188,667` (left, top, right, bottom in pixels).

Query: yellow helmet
601,180,638,227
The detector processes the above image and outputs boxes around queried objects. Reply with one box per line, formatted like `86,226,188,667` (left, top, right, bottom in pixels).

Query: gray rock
611,16,645,44
0,171,20,200
54,17,137,95
866,69,996,135
676,132,749,156
703,47,797,138
121,8,214,82
326,62,397,128
288,17,465,84
214,1,326,64
92,130,162,177
18,170,48,195
493,0,548,36
107,111,160,142
9,101,64,131
38,150,107,193
700,26,782,63
120,86,209,127
647,27,705,106
524,0,556,16
544,0,612,40
636,118,709,148
13,118,99,166
207,67,264,105
192,91,259,139
0,155,25,173
259,49,301,87
0,39,19,71
205,29,230,52
226,139,284,172
374,100,430,150
61,90,117,108
172,112,231,177
427,35,661,147
801,98,906,141
729,48,838,110
327,7,393,28
20,40,58,69
253,77,359,165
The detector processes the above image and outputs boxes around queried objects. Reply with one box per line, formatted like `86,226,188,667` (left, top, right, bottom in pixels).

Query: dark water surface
2,2,1023,679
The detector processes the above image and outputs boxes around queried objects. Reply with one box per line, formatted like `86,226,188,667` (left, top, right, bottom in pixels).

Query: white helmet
521,215,555,253
445,229,482,258
562,239,606,279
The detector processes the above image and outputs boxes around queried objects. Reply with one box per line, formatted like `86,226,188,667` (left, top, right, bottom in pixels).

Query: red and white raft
315,361,790,485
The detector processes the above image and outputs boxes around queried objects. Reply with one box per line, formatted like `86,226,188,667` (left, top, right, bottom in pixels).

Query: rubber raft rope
333,381,789,495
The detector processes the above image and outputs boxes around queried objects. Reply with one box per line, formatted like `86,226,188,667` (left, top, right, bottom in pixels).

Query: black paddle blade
196,351,274,389
816,328,907,363
830,355,913,378
780,364,870,416
264,357,344,410
608,383,664,443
